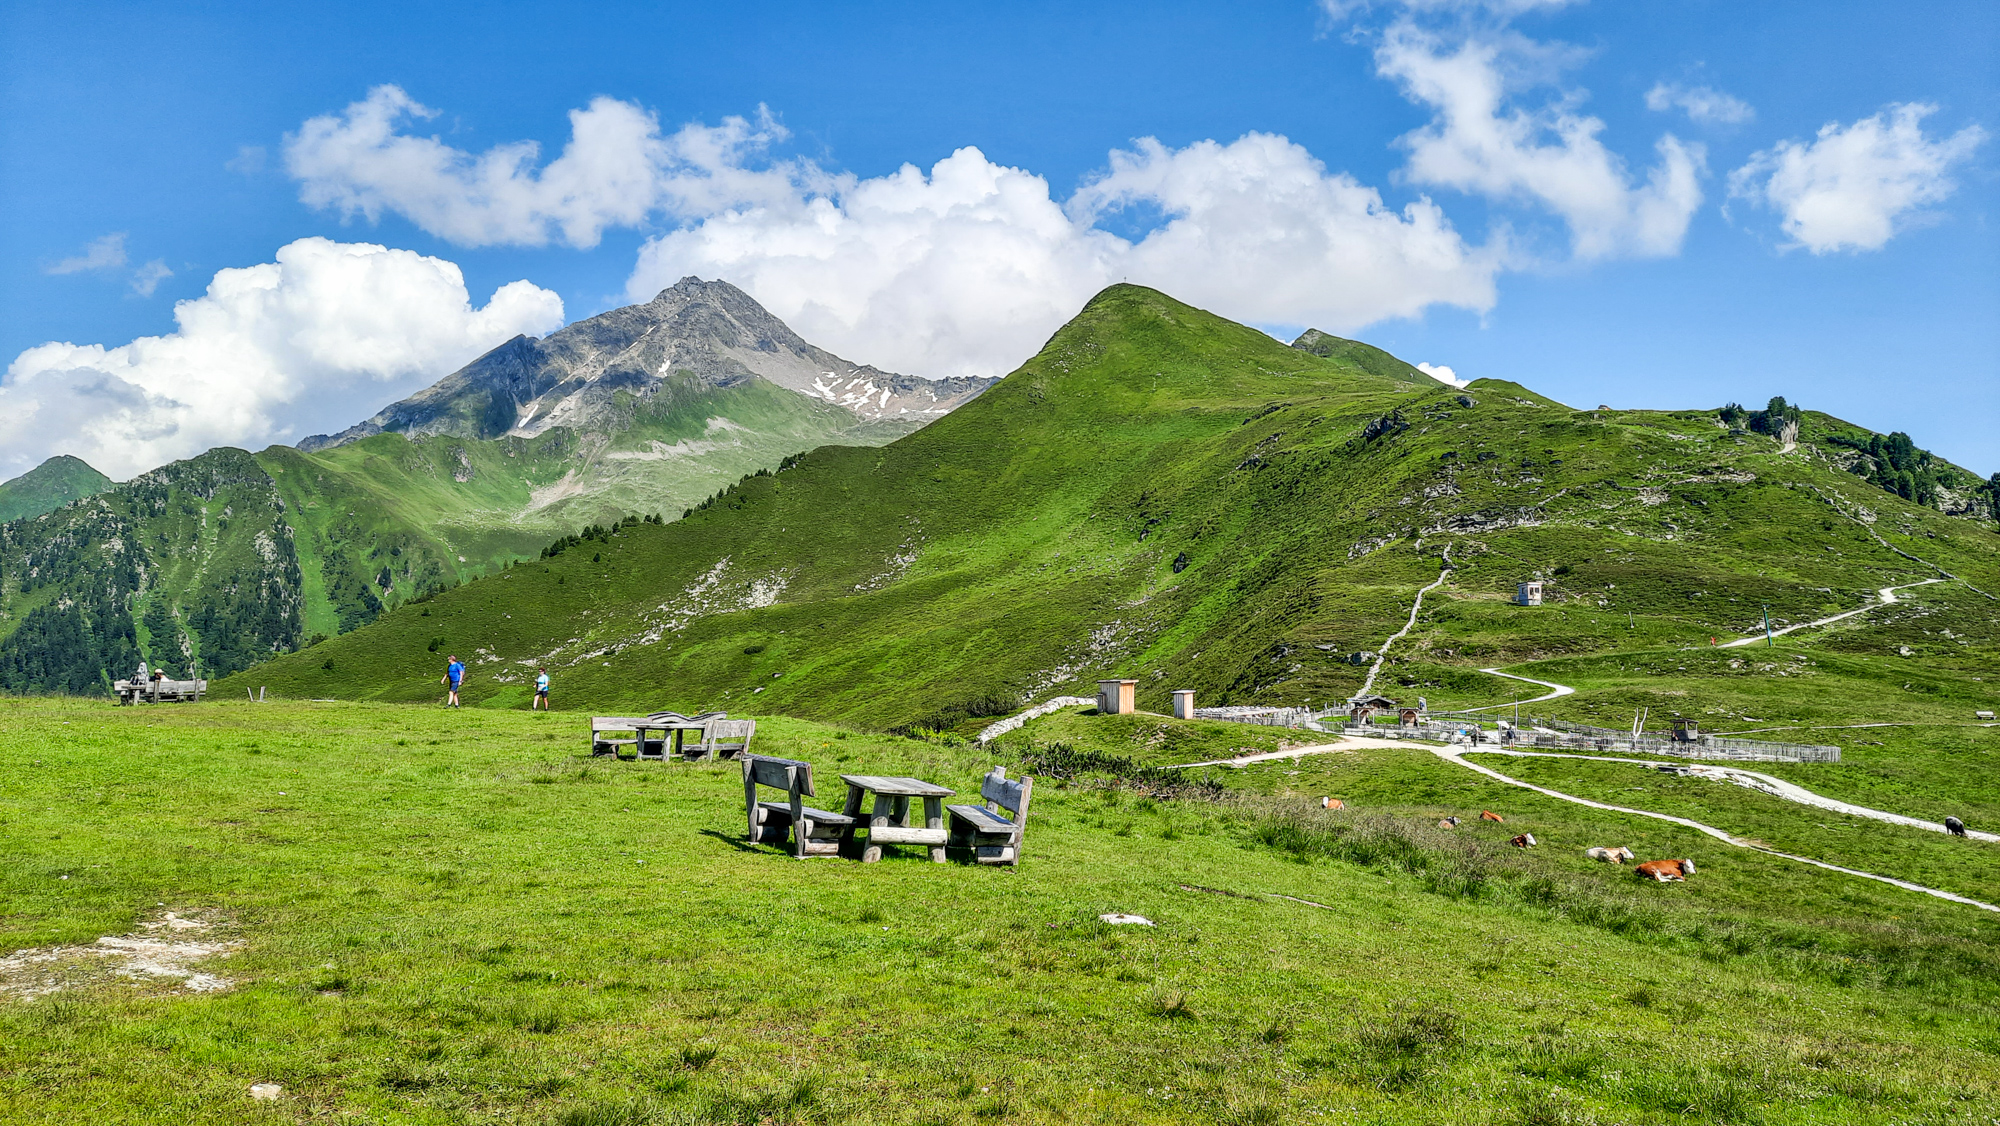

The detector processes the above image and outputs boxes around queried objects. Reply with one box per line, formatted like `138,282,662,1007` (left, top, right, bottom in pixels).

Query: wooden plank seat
744,755,855,859
947,766,1034,866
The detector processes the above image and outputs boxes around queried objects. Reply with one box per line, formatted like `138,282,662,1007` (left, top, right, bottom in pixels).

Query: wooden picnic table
112,678,206,705
838,774,956,863
591,712,723,760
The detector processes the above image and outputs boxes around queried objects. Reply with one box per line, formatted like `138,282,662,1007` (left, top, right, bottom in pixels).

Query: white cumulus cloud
285,85,819,249
629,136,1501,378
1417,361,1469,387
1375,19,1705,260
1728,103,1986,254
1644,82,1753,126
1,237,562,479
286,87,1505,380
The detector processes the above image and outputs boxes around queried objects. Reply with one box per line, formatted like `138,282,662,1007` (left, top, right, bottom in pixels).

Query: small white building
1516,581,1544,606
1097,679,1138,715
1172,690,1196,719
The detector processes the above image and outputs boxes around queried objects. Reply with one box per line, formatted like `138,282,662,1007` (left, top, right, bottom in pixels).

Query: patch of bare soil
0,912,238,1000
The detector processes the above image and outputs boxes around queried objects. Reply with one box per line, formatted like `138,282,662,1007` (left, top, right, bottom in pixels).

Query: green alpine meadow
235,285,1999,728
4,286,1998,1125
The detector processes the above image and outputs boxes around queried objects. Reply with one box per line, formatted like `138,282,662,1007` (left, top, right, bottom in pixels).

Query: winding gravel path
1719,578,1945,648
1350,550,1453,703
1461,747,1999,843
1444,668,1575,714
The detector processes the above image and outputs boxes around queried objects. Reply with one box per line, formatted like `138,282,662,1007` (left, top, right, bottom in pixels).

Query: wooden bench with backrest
742,754,856,859
947,766,1034,866
695,718,757,761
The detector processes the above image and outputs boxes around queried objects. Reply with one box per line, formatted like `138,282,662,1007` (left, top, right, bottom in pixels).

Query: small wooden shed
1097,679,1138,716
1349,694,1400,722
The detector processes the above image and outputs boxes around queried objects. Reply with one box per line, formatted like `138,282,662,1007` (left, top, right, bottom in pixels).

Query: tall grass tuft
1019,740,1224,800
1353,1003,1466,1090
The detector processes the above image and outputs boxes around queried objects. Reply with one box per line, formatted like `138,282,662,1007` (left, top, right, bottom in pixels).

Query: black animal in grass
1945,816,1967,838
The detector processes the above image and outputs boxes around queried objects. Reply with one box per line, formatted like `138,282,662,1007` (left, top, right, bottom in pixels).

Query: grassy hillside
0,455,113,524
1290,327,1433,386
3,697,1996,1124
233,285,2000,739
0,377,913,692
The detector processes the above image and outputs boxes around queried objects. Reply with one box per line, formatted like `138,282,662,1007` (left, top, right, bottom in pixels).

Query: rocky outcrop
302,278,996,450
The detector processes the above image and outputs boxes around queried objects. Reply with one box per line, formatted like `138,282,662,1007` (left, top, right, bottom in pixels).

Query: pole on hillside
1763,604,1773,647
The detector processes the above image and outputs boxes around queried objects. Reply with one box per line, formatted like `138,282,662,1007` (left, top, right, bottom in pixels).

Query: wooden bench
947,766,1034,866
743,755,856,859
695,718,757,760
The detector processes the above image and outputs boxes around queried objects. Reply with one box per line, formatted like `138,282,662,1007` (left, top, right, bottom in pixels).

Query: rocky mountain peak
301,278,997,450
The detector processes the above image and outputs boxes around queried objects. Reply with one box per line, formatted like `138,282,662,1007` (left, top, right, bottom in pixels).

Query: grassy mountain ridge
0,455,113,524
0,280,1003,694
0,376,918,692
1289,326,1434,387
231,285,2000,734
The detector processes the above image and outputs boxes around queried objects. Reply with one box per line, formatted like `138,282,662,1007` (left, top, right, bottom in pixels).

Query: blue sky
2,0,1994,479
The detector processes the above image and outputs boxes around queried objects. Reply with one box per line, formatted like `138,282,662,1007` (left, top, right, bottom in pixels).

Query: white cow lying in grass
1584,846,1634,864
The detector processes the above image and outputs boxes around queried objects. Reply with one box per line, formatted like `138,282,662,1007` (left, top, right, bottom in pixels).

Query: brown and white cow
1634,858,1696,882
1509,833,1537,849
1322,797,1345,810
1584,846,1634,864
1438,816,1461,830
1480,810,1505,823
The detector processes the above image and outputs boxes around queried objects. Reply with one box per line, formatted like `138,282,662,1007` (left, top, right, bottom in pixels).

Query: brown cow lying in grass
1585,846,1634,864
1635,859,1696,882
1480,810,1504,822
1509,833,1536,848
1321,797,1345,810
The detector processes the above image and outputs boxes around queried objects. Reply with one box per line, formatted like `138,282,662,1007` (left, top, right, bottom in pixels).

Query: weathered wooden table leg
925,796,946,863
864,793,895,863
839,783,865,858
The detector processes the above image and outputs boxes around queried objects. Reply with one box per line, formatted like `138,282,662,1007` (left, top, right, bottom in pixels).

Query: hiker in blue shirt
442,655,465,707
533,667,551,711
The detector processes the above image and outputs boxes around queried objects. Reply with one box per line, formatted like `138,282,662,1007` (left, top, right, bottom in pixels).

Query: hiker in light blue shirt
442,655,465,708
533,667,551,711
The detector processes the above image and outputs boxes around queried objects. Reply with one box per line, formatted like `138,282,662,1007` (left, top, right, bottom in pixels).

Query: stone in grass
249,1083,283,1101
1099,913,1154,926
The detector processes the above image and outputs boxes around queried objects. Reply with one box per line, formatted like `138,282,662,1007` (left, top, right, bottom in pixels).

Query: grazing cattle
1438,816,1461,830
1322,797,1345,810
1635,859,1696,882
1584,846,1634,864
1509,833,1536,849
1480,810,1504,823
1945,816,1967,838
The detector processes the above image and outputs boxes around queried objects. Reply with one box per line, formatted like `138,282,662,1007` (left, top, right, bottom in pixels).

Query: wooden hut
1096,679,1137,716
